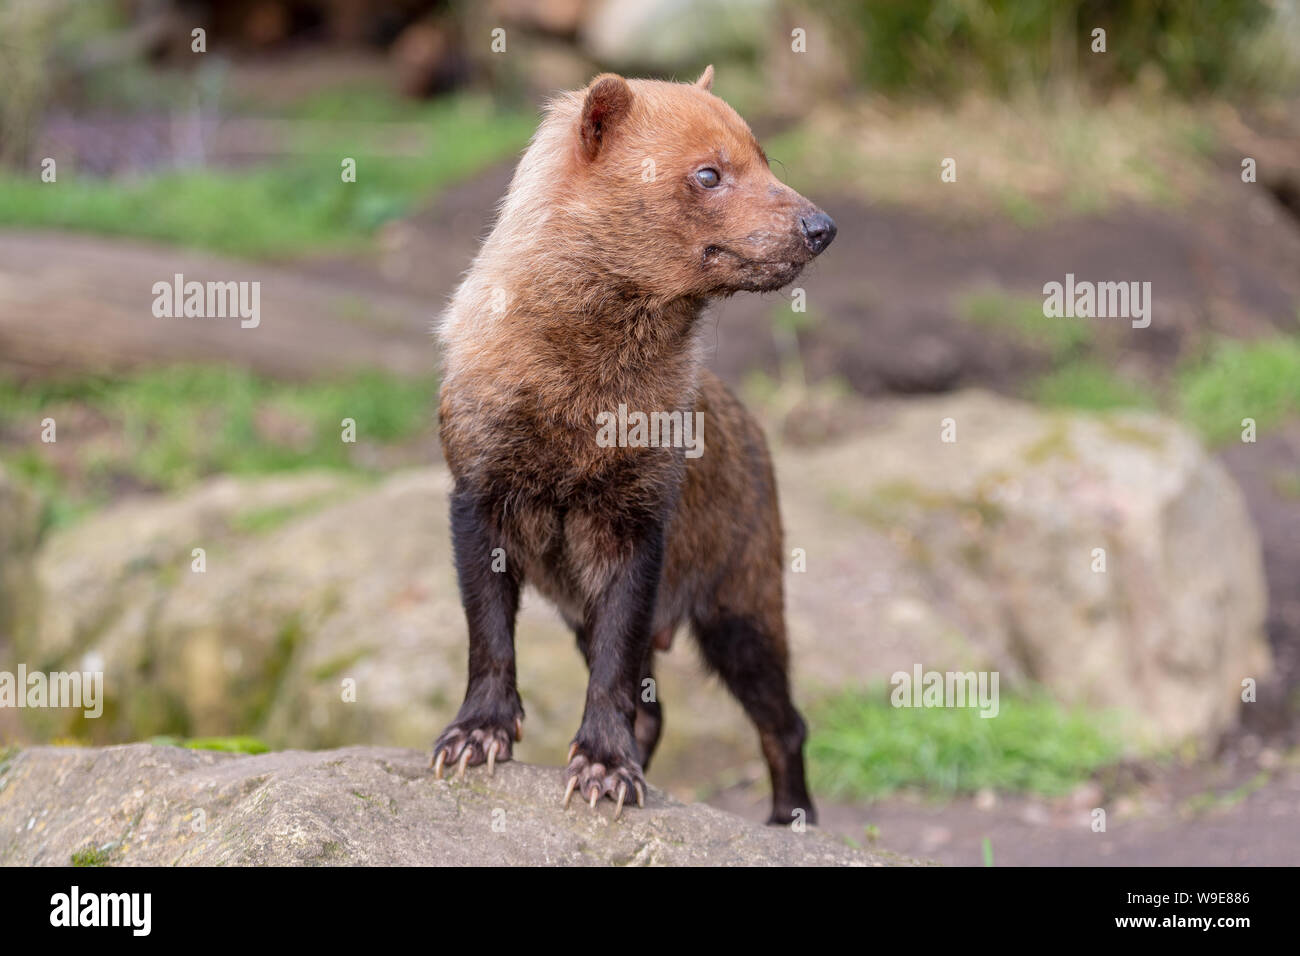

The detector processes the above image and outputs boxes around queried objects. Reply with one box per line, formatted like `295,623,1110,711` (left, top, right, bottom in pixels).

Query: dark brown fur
432,67,835,824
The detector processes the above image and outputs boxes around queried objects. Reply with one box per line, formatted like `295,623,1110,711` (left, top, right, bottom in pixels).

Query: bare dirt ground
710,762,1300,866
5,158,1299,866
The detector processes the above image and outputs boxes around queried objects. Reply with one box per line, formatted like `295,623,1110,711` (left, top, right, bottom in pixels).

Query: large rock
0,466,40,641
19,391,1270,773
0,744,903,866
0,466,41,740
780,390,1270,748
581,0,774,71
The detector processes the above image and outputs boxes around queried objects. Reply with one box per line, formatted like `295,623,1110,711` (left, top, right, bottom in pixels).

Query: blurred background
1,0,1299,865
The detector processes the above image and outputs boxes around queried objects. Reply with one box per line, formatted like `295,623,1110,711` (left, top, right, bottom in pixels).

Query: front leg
431,484,524,779
563,513,664,818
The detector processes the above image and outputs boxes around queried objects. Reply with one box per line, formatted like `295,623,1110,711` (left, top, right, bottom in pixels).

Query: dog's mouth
703,244,806,291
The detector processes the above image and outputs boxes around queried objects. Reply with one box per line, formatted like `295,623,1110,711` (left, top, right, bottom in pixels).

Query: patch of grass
808,684,1123,799
0,365,437,527
148,735,269,755
3,448,98,534
1177,337,1300,445
822,0,1293,98
1179,770,1270,815
71,844,112,866
0,94,535,258
1029,360,1157,411
960,288,1091,361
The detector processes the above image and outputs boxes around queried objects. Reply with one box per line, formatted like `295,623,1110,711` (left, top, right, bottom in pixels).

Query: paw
561,740,646,820
430,713,523,780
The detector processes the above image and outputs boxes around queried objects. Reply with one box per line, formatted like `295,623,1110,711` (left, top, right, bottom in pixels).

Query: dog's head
560,66,836,299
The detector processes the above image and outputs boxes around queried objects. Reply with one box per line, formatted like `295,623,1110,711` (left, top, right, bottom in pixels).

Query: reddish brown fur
433,67,833,823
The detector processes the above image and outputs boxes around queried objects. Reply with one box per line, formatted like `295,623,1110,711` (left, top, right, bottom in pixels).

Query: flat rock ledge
0,744,916,866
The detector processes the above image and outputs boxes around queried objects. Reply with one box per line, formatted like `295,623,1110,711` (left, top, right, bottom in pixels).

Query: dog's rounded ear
579,74,633,162
695,65,714,91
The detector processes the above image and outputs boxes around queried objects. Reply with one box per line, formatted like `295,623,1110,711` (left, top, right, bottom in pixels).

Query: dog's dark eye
695,168,721,188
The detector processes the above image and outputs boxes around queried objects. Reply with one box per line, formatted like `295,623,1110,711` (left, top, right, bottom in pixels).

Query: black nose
800,211,837,254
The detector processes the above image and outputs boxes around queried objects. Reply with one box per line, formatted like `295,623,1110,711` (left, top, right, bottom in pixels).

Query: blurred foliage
820,0,1297,98
960,288,1093,361
1030,360,1157,411
1178,336,1300,444
70,845,112,866
0,365,439,531
0,93,534,256
1018,334,1300,445
148,735,271,754
0,0,128,163
764,94,1219,218
808,683,1124,798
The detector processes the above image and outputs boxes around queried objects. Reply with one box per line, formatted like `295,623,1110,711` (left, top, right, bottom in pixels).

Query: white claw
487,740,499,776
432,749,447,779
455,748,472,780
614,783,627,821
563,776,579,809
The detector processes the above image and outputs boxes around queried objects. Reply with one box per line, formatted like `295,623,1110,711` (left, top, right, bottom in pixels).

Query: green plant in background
821,0,1295,98
0,365,438,531
960,288,1092,361
808,684,1123,799
1177,337,1300,445
1030,360,1156,411
0,92,534,257
0,0,122,165
71,844,113,867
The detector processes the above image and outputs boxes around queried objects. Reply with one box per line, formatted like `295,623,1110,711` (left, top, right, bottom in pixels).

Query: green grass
71,845,112,866
1177,337,1300,445
1029,360,1157,411
1023,337,1300,447
808,684,1123,799
0,94,534,258
960,289,1092,361
148,735,270,755
0,364,438,530
821,0,1294,98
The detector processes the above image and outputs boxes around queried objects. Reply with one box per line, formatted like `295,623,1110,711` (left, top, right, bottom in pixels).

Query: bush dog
432,65,836,824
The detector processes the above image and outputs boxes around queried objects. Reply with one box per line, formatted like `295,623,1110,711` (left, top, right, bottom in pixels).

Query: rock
0,464,40,648
0,744,906,866
20,472,360,740
21,391,1270,768
780,390,1270,749
0,466,41,740
581,0,774,72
